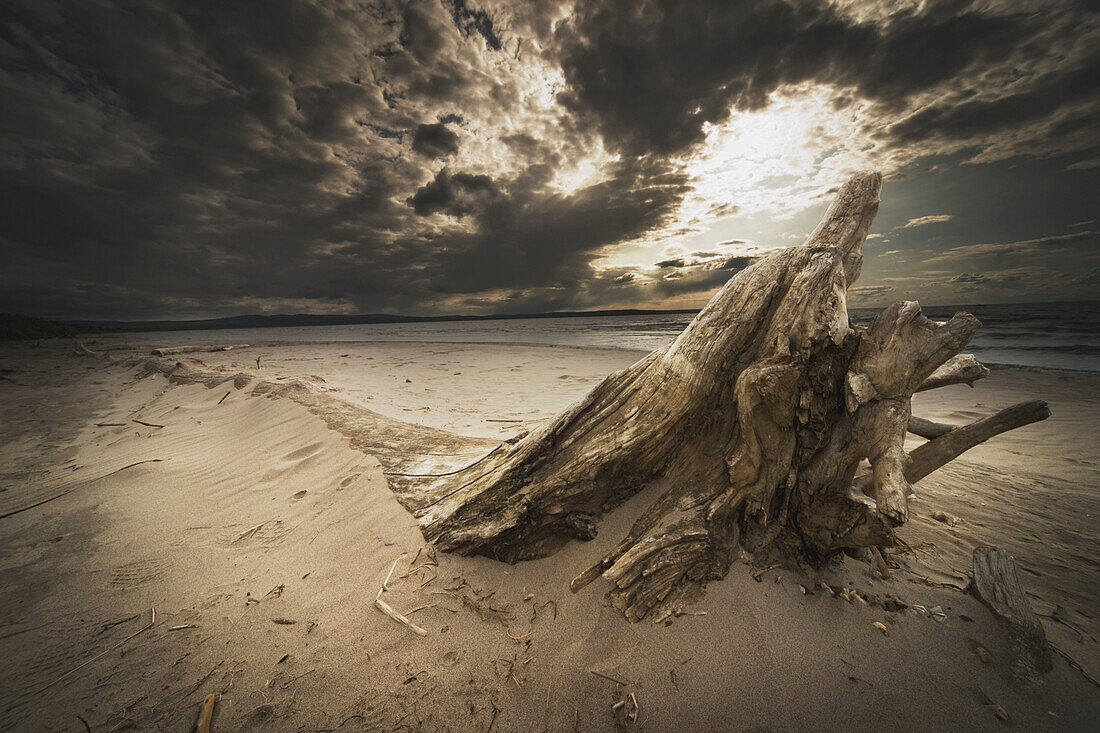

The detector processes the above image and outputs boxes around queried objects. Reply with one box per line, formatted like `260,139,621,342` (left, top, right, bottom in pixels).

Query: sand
1,335,1098,731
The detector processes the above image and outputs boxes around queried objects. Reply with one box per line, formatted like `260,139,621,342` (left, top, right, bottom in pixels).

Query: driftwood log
970,546,1053,684
385,172,1050,622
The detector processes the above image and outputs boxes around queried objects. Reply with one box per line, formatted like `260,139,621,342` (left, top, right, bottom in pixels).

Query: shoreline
1,338,1098,730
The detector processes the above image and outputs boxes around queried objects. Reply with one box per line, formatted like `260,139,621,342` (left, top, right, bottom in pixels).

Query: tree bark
384,172,1050,622
970,546,1053,684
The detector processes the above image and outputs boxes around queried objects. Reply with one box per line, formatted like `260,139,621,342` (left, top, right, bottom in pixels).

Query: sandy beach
2,335,1098,731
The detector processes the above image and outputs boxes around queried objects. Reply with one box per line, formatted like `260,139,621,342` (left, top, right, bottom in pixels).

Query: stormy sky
1,0,1097,320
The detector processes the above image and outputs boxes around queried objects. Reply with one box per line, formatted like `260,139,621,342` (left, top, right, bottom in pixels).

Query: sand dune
1,337,1098,730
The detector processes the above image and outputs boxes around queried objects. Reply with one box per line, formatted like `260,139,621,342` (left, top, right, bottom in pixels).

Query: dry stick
1,459,165,520
232,522,267,543
870,546,891,578
374,554,428,636
133,419,166,428
375,598,428,636
217,391,230,405
95,422,127,427
39,608,156,693
589,670,628,686
196,693,215,733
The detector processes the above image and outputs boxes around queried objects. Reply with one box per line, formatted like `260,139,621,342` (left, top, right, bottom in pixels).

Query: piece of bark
970,546,1052,684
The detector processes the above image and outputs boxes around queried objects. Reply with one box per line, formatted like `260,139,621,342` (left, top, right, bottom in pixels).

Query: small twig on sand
589,670,628,686
488,700,500,732
217,392,230,405
133,419,165,428
196,693,215,733
280,669,315,689
96,423,126,427
314,714,366,732
374,554,427,635
39,608,156,693
233,522,266,543
375,598,427,636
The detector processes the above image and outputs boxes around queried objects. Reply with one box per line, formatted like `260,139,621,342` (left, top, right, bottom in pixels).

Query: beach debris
96,422,127,427
233,522,266,543
883,594,907,612
39,608,156,693
255,356,262,369
872,621,888,635
751,563,781,582
196,693,216,733
264,584,285,599
97,613,140,636
967,638,994,664
169,624,197,631
271,618,297,625
278,654,289,664
133,419,165,428
930,606,948,623
848,676,874,687
217,391,230,405
74,341,99,357
590,670,629,686
970,546,1053,684
374,555,428,636
77,715,92,732
976,689,1010,724
931,510,956,524
612,692,640,724
870,546,891,578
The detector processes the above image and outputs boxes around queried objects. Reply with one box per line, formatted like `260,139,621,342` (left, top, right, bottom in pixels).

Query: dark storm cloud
408,169,498,215
0,0,1096,320
412,122,460,157
423,156,692,298
553,0,1085,157
448,0,503,51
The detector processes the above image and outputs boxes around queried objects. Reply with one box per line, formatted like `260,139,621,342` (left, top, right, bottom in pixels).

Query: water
132,300,1100,373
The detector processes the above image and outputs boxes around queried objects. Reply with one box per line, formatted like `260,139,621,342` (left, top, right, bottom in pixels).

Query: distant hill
66,308,700,333
0,313,114,341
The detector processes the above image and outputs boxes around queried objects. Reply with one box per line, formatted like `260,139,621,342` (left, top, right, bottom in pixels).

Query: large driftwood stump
386,172,1050,622
970,546,1053,684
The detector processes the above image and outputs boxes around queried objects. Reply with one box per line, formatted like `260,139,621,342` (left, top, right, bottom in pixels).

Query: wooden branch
970,547,1052,684
196,693,216,733
916,354,989,392
906,415,957,439
906,400,1049,483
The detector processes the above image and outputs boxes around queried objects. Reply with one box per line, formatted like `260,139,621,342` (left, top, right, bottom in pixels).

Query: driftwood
385,172,1051,622
196,693,216,733
150,344,249,357
970,546,1052,684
